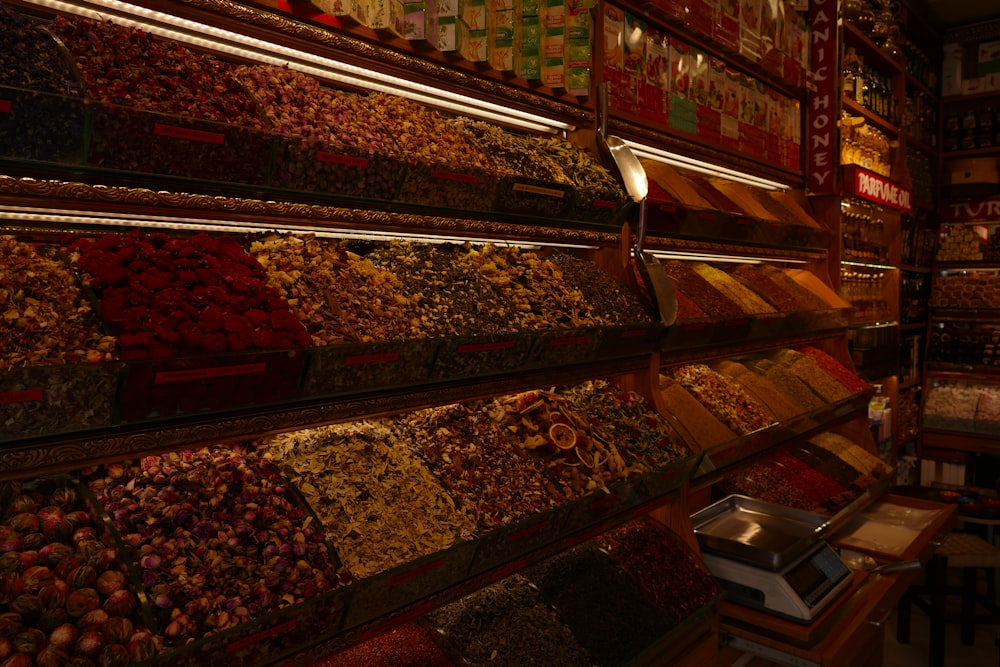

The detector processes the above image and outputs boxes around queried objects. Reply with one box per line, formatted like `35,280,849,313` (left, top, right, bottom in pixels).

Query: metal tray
691,495,828,571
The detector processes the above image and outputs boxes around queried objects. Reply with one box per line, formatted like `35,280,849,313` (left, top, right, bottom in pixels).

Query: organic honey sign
806,0,836,194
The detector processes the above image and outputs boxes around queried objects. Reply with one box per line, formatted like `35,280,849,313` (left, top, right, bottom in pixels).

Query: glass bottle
843,48,858,100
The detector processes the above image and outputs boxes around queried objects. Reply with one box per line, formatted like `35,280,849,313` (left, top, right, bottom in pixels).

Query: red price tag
154,123,224,144
433,169,479,184
388,559,443,587
0,100,11,113
316,151,369,167
548,335,589,347
0,389,42,405
456,340,516,354
491,558,528,580
593,199,618,208
506,520,550,543
155,362,266,383
227,620,296,652
620,328,650,339
345,352,400,366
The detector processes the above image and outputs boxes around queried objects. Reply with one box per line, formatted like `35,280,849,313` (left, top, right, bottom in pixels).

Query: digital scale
692,495,854,624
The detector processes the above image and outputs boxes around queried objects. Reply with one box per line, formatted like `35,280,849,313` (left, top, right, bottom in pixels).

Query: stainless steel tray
691,495,828,571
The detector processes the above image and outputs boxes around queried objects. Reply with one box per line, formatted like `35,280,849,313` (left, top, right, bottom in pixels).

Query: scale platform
692,495,854,623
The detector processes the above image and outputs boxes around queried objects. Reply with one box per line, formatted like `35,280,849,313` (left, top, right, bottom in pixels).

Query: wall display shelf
0,0,952,665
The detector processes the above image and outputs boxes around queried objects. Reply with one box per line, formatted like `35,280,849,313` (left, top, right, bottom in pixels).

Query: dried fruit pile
670,364,776,435
597,520,721,625
426,574,591,667
259,420,476,578
0,238,115,368
720,433,892,514
0,478,154,666
85,446,349,649
0,3,81,95
235,65,406,200
70,231,311,359
247,234,423,345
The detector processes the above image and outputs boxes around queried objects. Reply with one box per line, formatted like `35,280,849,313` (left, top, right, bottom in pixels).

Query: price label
0,389,42,405
227,620,296,652
154,123,225,144
506,519,550,543
513,182,565,198
433,169,478,185
620,328,650,339
548,335,589,347
457,340,516,354
345,352,400,366
155,362,266,383
588,492,621,511
593,199,618,208
491,558,528,580
316,151,369,168
566,524,606,547
0,100,11,114
388,558,444,587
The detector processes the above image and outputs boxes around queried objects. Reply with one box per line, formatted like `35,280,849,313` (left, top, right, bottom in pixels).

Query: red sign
0,389,42,405
345,352,400,366
845,167,913,212
227,620,296,653
456,340,516,354
941,196,1000,222
433,169,479,185
0,100,10,113
154,124,224,144
154,362,266,383
806,0,837,193
316,152,369,168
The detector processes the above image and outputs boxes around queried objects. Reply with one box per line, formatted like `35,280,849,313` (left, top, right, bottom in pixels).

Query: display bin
270,134,406,201
560,480,643,536
746,312,787,341
0,361,121,442
784,310,814,335
491,175,574,218
810,307,851,332
646,199,729,239
564,188,630,226
595,323,661,360
524,326,603,370
0,84,87,164
87,103,275,185
397,162,499,212
301,338,439,399
718,213,767,243
468,504,574,576
118,348,306,423
660,318,718,351
635,454,701,503
148,586,352,667
342,540,478,631
711,317,754,344
431,332,535,380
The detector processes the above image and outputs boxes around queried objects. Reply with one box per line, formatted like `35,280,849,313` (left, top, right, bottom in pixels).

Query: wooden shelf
942,146,1000,160
905,71,939,100
842,22,904,77
843,97,900,136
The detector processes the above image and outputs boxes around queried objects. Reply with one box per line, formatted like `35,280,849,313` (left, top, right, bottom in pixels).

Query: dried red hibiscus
71,230,310,359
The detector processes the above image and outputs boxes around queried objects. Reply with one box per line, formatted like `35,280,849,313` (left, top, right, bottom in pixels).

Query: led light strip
648,250,807,265
25,0,574,134
624,140,790,191
0,206,600,249
841,260,895,270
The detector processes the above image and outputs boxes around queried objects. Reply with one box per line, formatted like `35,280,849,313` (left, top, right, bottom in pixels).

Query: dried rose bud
67,565,97,589
97,644,129,667
40,543,75,568
11,594,42,620
0,654,32,667
101,591,136,618
65,512,91,531
21,566,53,593
48,623,78,649
54,557,83,581
75,630,103,657
42,518,73,544
36,645,70,667
94,571,125,598
104,617,132,646
36,608,69,634
0,554,20,574
77,609,109,633
38,582,68,610
72,528,97,547
17,552,37,569
126,635,156,663
7,514,39,535
0,528,23,554
66,588,100,618
0,614,21,639
22,535,45,552
13,627,45,654
50,489,77,512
